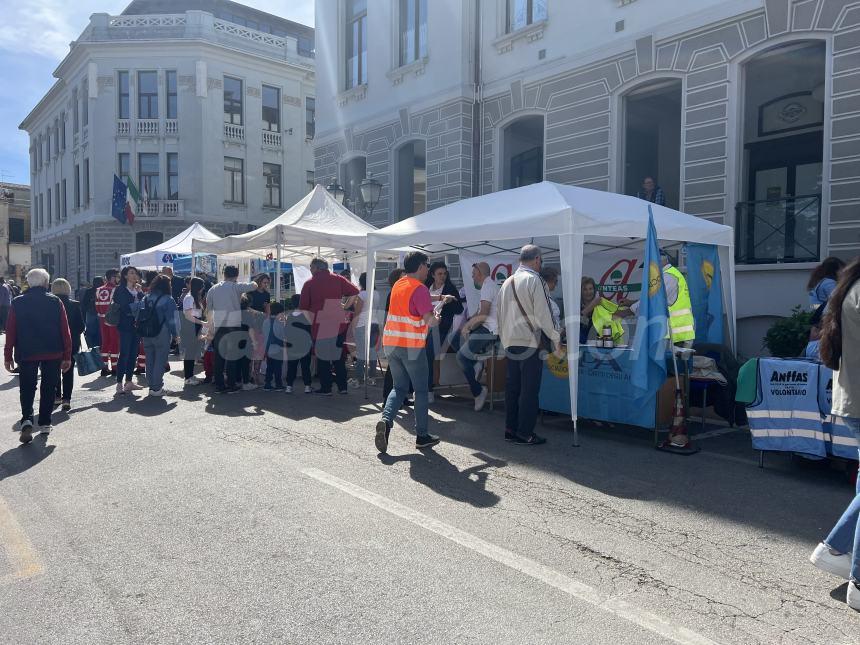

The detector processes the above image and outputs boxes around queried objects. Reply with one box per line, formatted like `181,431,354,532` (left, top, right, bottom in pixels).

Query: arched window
737,41,825,264
501,115,544,189
622,80,681,209
395,140,426,221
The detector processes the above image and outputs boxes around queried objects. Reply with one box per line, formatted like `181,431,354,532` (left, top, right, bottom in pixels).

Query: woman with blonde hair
51,278,84,411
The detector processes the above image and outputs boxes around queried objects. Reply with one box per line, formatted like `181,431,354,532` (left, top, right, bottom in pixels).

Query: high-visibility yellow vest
665,265,695,342
383,277,429,349
590,298,625,343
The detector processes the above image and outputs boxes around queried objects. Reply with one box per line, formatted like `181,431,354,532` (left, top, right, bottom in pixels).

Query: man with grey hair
452,261,500,411
4,268,72,443
497,244,562,445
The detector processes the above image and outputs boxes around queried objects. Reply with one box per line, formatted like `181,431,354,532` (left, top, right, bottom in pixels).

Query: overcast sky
0,0,315,186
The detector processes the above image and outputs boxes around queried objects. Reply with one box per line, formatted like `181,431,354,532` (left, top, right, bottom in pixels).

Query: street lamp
359,172,382,219
326,179,345,205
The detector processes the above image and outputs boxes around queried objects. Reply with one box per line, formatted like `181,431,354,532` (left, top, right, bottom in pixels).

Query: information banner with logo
817,366,858,460
538,347,657,428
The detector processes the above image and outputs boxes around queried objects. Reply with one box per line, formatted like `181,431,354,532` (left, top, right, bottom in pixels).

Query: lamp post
326,179,345,205
359,172,382,219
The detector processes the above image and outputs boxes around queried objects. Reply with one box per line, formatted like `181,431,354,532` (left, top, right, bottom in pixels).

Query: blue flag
111,175,127,224
685,243,724,345
631,207,669,403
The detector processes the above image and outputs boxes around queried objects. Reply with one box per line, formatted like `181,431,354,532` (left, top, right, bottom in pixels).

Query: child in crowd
263,302,286,391
237,296,256,390
285,294,313,394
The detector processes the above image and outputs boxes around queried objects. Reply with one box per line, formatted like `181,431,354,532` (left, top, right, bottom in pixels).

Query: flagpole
275,226,282,303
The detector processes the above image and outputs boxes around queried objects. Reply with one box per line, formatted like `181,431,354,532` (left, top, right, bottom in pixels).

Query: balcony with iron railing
735,194,821,264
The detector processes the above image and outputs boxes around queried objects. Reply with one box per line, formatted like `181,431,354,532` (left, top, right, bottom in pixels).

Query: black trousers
213,326,240,389
504,346,544,439
19,359,61,426
183,359,196,379
315,334,347,393
55,356,75,402
286,354,312,386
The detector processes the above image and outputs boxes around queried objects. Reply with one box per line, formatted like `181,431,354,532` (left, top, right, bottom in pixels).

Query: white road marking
303,467,722,645
0,495,43,584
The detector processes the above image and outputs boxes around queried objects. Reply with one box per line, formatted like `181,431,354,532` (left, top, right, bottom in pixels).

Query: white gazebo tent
364,181,737,445
192,185,397,299
120,222,221,270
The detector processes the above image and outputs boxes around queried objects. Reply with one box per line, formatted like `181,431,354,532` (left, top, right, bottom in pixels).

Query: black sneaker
415,434,440,449
19,420,33,444
313,389,333,396
375,420,391,454
227,386,241,394
514,434,547,446
504,431,517,442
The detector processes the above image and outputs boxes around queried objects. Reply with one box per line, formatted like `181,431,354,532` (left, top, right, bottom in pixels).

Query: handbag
104,301,122,327
510,277,552,352
75,346,105,376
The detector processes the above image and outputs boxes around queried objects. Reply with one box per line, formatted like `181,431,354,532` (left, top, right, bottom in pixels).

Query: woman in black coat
424,261,464,395
52,279,85,411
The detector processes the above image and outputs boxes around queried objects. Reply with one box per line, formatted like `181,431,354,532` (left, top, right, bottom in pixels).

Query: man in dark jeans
4,268,72,443
299,258,359,395
497,245,562,445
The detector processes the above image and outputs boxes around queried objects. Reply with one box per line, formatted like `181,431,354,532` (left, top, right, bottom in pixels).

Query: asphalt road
0,358,858,644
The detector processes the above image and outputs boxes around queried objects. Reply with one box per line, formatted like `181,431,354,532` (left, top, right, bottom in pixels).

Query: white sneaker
304,385,313,394
347,377,360,388
38,424,52,435
241,383,257,391
427,392,435,404
184,377,201,386
474,387,488,411
123,381,143,393
284,385,293,394
849,581,860,612
148,388,165,397
810,542,853,580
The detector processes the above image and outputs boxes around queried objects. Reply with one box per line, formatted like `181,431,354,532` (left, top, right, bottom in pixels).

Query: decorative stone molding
386,58,428,86
97,75,114,90
283,95,302,107
492,20,546,54
178,75,195,89
247,86,261,98
207,77,222,90
337,84,367,107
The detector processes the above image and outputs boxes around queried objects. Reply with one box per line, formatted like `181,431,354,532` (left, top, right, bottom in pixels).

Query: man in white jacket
497,244,562,445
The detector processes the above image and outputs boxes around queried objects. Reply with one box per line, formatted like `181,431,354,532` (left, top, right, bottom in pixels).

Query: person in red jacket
95,269,120,375
4,268,72,443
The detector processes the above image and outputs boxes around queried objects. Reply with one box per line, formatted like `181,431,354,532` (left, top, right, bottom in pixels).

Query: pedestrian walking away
375,251,441,454
51,279,84,411
205,265,257,394
139,274,179,396
4,268,72,443
497,244,562,446
810,256,860,612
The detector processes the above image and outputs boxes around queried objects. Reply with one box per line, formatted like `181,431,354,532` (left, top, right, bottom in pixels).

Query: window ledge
735,262,819,272
338,84,367,107
223,201,246,209
262,205,282,211
493,20,547,54
387,58,428,86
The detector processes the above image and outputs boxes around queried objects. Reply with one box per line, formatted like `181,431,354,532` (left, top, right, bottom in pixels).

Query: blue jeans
453,325,496,398
85,311,101,349
382,345,429,437
117,330,139,383
824,417,860,582
142,327,171,391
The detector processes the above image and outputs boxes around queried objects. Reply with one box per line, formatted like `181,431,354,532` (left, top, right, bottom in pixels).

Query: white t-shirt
183,294,202,320
355,289,381,327
479,277,500,335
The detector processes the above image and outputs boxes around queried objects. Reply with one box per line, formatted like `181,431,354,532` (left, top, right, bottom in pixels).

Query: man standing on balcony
637,176,666,207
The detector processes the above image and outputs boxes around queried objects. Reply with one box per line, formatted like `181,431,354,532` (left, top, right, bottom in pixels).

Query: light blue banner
685,243,724,345
539,347,658,429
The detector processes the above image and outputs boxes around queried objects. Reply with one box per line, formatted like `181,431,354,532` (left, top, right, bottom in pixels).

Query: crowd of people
2,244,858,611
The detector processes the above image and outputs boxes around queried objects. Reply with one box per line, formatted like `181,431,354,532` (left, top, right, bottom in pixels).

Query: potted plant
762,306,813,358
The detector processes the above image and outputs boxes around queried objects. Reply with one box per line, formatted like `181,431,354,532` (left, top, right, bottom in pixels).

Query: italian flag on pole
125,177,141,225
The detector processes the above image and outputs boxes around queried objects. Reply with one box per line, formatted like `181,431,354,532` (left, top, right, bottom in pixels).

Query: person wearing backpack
112,266,144,395
811,256,860,612
138,274,178,396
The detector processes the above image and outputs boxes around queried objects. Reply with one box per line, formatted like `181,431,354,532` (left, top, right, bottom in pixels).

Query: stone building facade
20,0,316,287
314,0,860,356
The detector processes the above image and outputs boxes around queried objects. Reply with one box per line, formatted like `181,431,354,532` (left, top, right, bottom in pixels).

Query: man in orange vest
375,251,441,454
94,268,120,376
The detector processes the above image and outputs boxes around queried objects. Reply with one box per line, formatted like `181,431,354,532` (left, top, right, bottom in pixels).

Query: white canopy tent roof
365,182,737,443
120,222,221,270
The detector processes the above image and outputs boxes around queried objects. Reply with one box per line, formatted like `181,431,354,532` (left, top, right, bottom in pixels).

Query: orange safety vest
383,276,429,349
